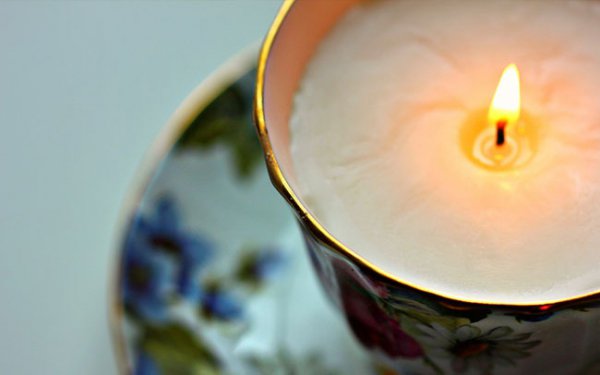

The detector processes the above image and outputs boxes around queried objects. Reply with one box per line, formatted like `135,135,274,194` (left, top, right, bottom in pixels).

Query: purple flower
336,264,424,359
122,238,175,322
135,196,214,302
200,284,244,321
122,195,215,321
252,248,286,281
133,351,159,375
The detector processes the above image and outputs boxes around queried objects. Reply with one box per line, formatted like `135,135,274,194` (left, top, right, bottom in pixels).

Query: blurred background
0,2,280,374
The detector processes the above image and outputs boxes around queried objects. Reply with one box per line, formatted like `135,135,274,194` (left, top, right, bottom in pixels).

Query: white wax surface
290,0,600,304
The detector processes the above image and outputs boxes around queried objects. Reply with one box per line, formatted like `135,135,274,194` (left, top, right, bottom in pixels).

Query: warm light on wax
291,0,600,304
462,64,532,170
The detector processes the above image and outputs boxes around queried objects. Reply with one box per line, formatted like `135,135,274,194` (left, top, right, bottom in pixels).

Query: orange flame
488,64,521,126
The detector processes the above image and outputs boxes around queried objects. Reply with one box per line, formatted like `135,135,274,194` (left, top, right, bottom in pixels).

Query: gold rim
109,45,259,374
254,0,600,309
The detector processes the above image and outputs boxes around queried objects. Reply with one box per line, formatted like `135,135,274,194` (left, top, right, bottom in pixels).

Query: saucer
110,48,372,374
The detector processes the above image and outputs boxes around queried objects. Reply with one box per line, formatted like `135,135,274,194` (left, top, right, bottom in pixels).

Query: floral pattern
306,234,552,374
123,196,213,315
122,235,176,322
337,263,424,359
134,323,220,375
419,324,540,374
117,64,351,375
235,247,286,288
122,195,293,374
176,67,262,179
199,281,244,322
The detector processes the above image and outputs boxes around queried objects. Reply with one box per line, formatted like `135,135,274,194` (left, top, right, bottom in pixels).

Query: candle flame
488,64,521,126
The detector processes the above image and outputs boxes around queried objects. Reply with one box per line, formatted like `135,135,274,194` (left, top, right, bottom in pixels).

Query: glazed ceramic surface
305,233,600,375
111,50,371,375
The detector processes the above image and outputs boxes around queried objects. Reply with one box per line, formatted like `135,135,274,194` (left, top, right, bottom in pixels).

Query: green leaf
423,355,444,375
246,348,342,375
233,249,263,289
138,323,221,375
386,297,470,333
176,68,263,180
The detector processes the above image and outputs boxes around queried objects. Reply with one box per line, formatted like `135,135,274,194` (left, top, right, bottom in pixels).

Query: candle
289,0,600,304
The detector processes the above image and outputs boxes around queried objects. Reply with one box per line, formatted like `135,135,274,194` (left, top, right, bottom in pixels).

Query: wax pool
290,0,600,304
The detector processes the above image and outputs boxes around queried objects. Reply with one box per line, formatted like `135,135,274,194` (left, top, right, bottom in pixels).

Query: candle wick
496,119,507,146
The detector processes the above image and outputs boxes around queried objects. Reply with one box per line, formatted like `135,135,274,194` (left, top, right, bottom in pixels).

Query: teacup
254,1,600,374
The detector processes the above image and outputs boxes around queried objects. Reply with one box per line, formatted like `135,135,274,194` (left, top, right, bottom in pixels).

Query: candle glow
489,64,521,128
461,63,532,171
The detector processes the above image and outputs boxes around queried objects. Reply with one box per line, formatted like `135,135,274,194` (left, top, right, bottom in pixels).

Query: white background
0,2,280,374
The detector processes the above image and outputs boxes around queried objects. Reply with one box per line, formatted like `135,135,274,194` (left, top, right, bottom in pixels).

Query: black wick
496,119,508,146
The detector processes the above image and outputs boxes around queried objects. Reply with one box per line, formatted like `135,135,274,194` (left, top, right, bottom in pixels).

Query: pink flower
338,267,423,359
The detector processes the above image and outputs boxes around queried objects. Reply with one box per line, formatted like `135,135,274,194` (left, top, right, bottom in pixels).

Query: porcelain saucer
110,48,372,375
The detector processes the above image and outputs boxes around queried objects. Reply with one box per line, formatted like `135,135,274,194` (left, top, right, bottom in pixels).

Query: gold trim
109,45,259,374
254,0,600,308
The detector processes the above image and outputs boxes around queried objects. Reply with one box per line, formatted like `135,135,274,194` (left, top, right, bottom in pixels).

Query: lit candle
489,64,520,147
289,0,600,304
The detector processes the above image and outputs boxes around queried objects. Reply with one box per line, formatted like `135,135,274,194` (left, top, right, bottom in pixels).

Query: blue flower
235,247,286,287
133,351,159,375
122,230,175,322
201,285,244,321
253,248,286,281
135,196,214,302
